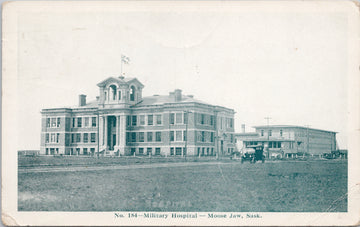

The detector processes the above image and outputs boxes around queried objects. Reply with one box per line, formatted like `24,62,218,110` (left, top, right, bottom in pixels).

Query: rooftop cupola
96,76,144,108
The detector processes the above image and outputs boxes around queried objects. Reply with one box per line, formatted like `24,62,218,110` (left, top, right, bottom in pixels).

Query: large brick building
40,76,235,156
235,125,337,158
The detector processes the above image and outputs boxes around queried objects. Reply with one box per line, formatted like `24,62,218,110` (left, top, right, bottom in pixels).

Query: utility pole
264,117,271,158
97,112,100,159
214,110,219,160
168,111,171,158
184,110,191,161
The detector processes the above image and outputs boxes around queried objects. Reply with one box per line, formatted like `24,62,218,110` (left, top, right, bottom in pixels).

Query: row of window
126,112,189,127
269,141,282,148
127,114,163,126
245,141,282,149
44,146,238,156
45,148,59,155
46,117,98,128
72,117,97,128
130,147,162,155
126,113,235,129
196,131,215,143
65,147,96,155
244,141,334,149
46,118,61,128
170,112,188,125
260,130,333,138
46,131,233,144
47,114,234,129
197,147,215,156
246,141,259,146
46,133,97,144
195,131,234,143
196,113,215,126
261,130,276,136
129,147,188,156
195,113,233,129
70,133,97,143
227,118,234,129
44,147,99,155
170,131,187,142
218,117,234,129
125,131,233,143
170,147,187,156
126,131,162,143
260,130,289,137
45,133,60,143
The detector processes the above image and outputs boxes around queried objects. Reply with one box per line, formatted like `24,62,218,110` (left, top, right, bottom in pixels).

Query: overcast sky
15,2,350,150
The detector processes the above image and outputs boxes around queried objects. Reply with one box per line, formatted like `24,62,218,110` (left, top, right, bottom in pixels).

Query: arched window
109,85,117,100
130,85,136,101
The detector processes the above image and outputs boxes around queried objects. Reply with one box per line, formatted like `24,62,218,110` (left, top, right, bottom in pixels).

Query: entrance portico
99,114,127,156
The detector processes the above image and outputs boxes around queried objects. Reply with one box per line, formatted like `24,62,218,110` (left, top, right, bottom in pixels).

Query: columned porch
99,114,127,156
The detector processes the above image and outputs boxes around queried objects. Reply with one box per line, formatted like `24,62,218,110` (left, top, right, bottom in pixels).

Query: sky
15,2,350,150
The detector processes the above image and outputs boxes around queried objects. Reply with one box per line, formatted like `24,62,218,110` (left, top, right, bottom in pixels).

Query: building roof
253,125,337,134
43,76,234,113
135,95,210,107
71,95,211,109
64,94,234,112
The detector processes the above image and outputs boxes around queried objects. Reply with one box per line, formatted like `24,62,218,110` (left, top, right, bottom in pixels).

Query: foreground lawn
18,160,347,212
18,155,223,168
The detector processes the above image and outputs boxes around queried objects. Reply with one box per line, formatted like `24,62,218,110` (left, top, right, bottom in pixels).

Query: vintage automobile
323,152,336,159
241,145,265,163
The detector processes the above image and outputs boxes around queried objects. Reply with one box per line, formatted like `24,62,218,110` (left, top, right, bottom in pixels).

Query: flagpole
121,55,129,77
121,55,123,76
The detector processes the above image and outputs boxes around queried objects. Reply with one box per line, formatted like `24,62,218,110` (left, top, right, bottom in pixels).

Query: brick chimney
79,94,86,106
241,124,245,133
174,89,182,102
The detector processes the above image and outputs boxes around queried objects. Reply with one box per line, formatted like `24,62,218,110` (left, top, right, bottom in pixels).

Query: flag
121,55,130,64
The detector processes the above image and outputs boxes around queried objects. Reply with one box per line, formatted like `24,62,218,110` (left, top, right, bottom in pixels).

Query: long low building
40,76,235,156
235,125,337,158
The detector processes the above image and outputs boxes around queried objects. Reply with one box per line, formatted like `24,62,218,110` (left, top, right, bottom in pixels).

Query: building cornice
253,125,337,134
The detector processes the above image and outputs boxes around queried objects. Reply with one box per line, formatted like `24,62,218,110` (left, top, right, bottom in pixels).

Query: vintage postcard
2,0,360,226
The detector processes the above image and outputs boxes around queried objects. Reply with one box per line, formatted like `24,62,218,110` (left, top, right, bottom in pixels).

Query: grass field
18,158,347,212
18,155,223,168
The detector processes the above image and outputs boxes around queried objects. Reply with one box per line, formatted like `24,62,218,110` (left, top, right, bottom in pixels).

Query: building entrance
107,116,117,150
